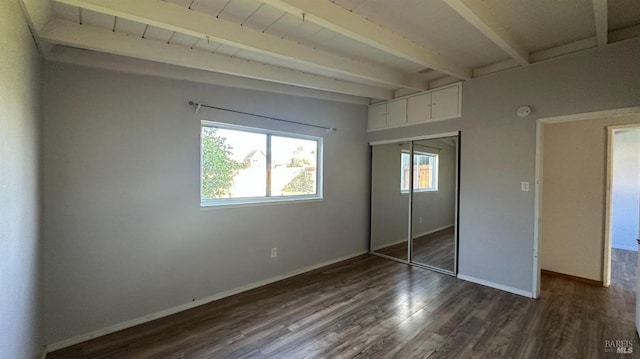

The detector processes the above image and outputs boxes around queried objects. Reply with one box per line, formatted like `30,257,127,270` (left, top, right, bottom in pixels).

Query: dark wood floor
412,227,455,271
49,249,638,359
375,227,455,271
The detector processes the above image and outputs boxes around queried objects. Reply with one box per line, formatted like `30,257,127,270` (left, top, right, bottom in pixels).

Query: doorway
605,125,640,286
534,108,640,296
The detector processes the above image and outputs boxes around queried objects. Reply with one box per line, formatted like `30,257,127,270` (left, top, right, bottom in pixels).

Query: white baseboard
45,250,368,353
372,224,454,251
457,274,534,298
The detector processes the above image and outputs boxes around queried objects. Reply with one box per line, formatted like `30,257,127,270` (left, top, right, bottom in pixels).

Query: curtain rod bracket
189,101,202,114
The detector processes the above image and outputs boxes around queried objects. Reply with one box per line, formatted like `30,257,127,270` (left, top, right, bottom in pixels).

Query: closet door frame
369,131,460,275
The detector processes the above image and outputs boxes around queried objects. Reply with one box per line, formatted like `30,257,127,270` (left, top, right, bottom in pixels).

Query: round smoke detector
516,105,532,118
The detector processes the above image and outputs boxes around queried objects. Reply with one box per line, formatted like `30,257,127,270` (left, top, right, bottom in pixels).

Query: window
200,121,322,206
400,151,438,192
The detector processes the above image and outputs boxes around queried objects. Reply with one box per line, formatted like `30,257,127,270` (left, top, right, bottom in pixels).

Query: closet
370,133,460,274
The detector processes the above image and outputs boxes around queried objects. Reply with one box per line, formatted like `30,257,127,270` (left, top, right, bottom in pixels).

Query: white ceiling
21,0,640,100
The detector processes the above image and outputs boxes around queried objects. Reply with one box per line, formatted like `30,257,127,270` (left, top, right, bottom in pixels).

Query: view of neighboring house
243,150,265,168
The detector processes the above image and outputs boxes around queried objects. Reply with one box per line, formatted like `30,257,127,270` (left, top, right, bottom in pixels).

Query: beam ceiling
441,0,530,65
52,0,427,91
257,0,472,80
40,19,393,99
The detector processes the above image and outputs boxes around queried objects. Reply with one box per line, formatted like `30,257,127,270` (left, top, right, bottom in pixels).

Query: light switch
521,182,530,192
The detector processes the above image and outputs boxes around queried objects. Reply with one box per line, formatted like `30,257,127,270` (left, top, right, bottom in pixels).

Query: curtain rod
188,101,336,133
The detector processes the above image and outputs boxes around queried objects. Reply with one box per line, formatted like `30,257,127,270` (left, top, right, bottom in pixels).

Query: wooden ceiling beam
529,37,597,63
258,0,471,80
441,0,530,65
39,19,393,99
51,0,424,90
592,0,608,47
46,46,371,105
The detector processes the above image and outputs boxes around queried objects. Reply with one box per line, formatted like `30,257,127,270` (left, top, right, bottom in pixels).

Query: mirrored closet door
370,142,410,261
370,134,459,275
410,136,458,273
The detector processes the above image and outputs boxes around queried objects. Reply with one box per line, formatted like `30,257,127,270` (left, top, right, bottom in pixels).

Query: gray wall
42,63,370,343
612,128,640,251
369,38,640,293
0,1,43,358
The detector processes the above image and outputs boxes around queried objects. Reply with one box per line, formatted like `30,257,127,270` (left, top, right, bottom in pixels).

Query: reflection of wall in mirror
412,140,456,238
371,143,411,250
371,140,456,251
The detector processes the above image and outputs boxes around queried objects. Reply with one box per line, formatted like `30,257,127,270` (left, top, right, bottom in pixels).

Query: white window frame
200,121,323,207
400,150,439,193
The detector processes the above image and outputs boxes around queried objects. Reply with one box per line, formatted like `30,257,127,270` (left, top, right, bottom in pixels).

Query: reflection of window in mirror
400,151,439,193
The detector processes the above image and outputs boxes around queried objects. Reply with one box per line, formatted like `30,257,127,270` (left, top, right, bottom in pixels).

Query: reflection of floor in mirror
374,227,455,271
374,240,408,261
412,227,454,271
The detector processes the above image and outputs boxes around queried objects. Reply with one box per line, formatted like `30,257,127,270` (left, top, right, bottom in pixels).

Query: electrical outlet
419,217,423,223
271,248,277,258
521,182,530,192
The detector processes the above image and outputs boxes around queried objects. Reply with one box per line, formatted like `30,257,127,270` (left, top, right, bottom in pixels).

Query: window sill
200,196,323,210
